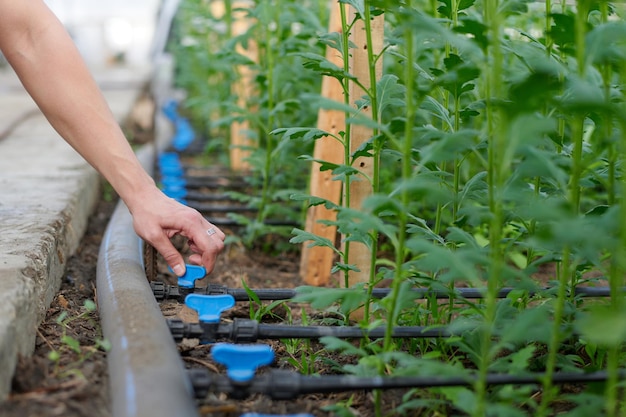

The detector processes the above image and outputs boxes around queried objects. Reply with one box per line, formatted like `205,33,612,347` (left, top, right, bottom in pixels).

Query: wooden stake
346,7,384,289
300,1,346,286
230,1,257,172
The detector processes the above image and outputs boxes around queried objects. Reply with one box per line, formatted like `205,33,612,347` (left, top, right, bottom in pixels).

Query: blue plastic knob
173,118,195,151
162,100,179,121
158,151,180,164
185,294,235,323
160,164,184,177
175,265,206,288
158,152,183,168
211,343,274,383
161,176,187,188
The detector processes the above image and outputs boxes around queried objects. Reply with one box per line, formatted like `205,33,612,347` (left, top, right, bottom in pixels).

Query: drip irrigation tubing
188,203,258,213
151,282,614,303
201,217,301,227
167,318,453,343
97,145,199,417
170,190,233,202
164,176,249,190
189,368,626,400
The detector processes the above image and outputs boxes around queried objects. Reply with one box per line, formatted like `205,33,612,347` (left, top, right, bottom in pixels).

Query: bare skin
0,0,225,276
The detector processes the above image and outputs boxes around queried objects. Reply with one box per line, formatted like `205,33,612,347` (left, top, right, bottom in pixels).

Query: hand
128,188,225,276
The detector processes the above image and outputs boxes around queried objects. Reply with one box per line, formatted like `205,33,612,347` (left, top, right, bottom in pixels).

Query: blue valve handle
211,343,275,383
162,99,180,121
185,294,235,323
173,265,206,288
160,165,184,177
161,176,187,188
158,151,180,164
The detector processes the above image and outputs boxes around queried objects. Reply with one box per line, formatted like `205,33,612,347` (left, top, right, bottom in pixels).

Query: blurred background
45,0,165,67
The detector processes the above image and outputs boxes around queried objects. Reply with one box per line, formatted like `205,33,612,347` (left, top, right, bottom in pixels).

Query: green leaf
459,0,476,11
376,74,406,119
293,286,368,314
290,193,340,210
61,335,82,354
586,21,626,67
434,54,480,98
422,96,453,130
318,32,346,55
83,299,97,312
271,127,334,142
454,17,488,50
48,350,60,362
578,306,626,347
289,228,340,253
338,0,365,19
405,238,487,285
297,52,355,81
319,336,368,357
419,129,478,165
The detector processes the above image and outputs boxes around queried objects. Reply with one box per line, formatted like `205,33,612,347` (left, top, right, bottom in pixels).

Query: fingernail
173,264,185,276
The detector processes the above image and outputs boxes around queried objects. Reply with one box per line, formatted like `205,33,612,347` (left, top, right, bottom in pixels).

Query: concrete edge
0,171,100,400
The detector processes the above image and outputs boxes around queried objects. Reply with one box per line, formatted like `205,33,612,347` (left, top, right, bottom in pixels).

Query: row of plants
169,0,626,415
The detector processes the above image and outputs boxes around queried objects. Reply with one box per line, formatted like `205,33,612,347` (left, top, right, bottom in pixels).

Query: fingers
145,230,187,276
187,222,225,274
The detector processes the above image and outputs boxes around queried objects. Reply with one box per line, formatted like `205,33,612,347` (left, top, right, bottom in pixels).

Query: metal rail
96,145,199,417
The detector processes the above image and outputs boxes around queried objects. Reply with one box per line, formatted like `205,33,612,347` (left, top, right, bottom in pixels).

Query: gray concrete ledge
0,66,149,400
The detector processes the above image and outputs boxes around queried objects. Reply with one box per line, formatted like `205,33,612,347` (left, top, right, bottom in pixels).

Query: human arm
0,0,225,275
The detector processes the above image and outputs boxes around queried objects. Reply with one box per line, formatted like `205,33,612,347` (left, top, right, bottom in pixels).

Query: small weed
48,299,111,378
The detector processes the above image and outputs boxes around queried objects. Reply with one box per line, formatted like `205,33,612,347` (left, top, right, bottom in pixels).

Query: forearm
0,2,156,212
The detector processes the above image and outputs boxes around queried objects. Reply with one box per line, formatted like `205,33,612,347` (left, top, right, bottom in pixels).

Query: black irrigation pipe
151,282,614,303
188,203,258,213
172,191,234,202
188,368,625,401
201,217,301,227
167,177,249,190
167,318,453,343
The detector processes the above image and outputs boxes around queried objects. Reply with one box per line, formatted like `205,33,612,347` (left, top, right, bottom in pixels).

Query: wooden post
346,7,384,289
230,0,257,172
300,1,346,286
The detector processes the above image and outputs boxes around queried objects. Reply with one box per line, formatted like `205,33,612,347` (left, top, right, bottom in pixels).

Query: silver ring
206,227,217,236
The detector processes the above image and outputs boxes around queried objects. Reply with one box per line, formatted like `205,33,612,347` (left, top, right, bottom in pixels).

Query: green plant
242,279,290,321
47,300,111,378
172,0,626,414
282,310,321,374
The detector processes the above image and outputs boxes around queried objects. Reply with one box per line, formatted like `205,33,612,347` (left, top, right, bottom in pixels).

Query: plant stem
256,0,279,227
539,2,588,414
474,0,505,415
605,35,626,417
384,0,415,352
340,2,353,289
361,1,382,301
